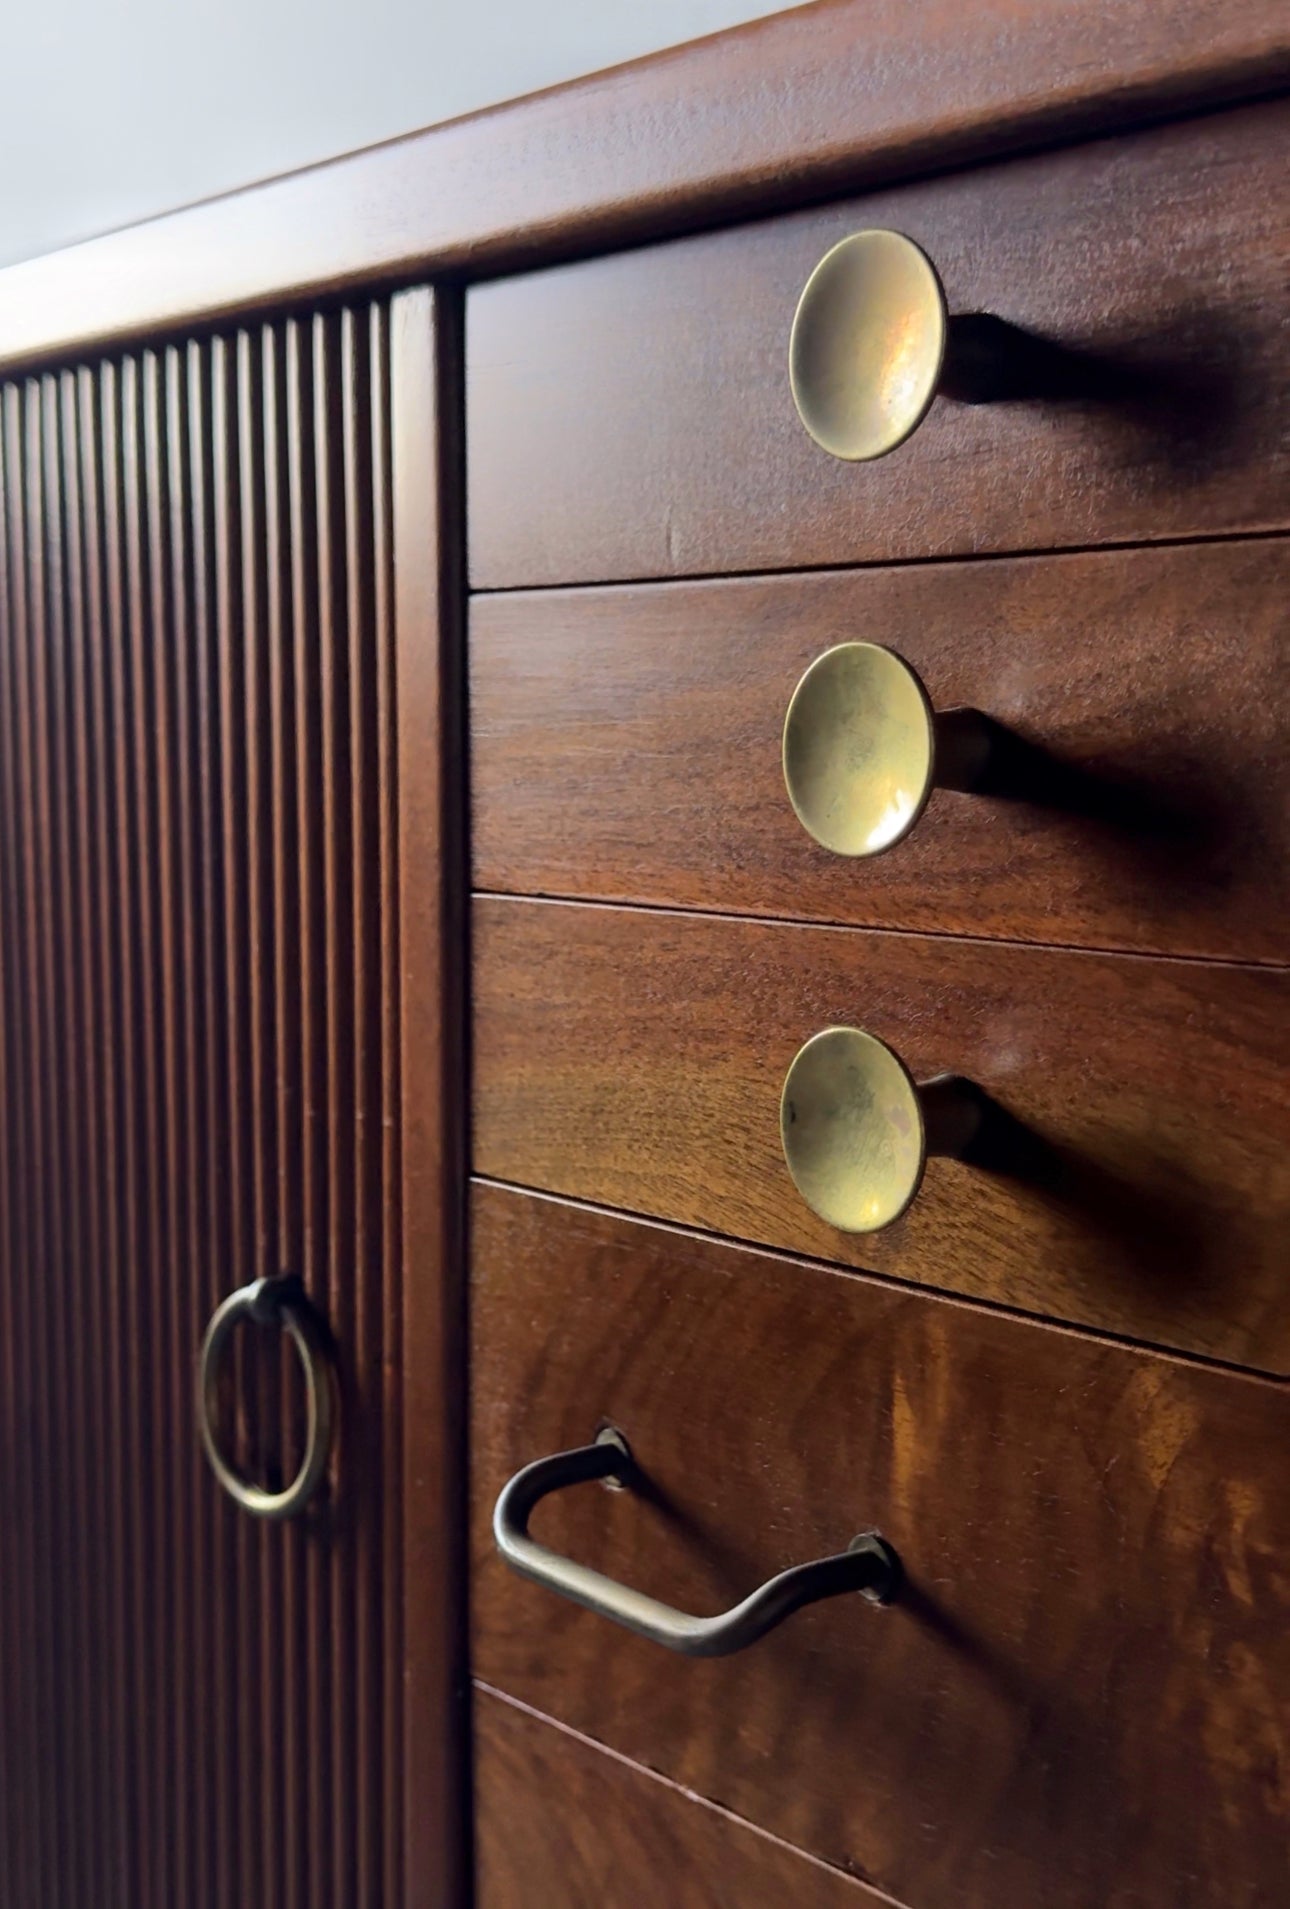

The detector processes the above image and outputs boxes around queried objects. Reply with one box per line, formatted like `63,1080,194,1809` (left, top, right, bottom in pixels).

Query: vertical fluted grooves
0,302,400,1907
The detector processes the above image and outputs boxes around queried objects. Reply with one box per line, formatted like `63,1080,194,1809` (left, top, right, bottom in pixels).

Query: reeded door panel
0,304,403,1907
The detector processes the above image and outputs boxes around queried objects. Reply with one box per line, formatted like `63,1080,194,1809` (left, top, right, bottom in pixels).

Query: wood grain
393,286,470,1909
470,1182,1290,1909
473,1686,894,1909
0,312,403,1905
2,1,1287,375
468,97,1290,587
471,538,1290,965
472,897,1290,1372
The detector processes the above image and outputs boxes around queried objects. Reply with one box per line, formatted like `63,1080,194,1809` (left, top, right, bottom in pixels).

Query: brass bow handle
493,1429,900,1658
784,642,992,856
198,1274,337,1520
782,1026,982,1233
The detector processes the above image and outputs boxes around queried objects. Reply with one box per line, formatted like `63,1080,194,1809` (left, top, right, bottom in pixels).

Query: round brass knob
780,1027,980,1233
789,230,947,460
783,642,991,857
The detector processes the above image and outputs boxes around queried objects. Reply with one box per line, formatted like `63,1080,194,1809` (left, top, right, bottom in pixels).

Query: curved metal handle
493,1431,900,1658
198,1275,336,1520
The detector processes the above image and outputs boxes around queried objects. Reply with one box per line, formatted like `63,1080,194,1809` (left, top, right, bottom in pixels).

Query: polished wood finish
2,1,1287,375
471,1182,1290,1909
472,538,1290,965
469,98,1290,588
472,896,1290,1372
0,312,403,1902
394,286,471,1908
2,7,1285,1906
474,1686,891,1908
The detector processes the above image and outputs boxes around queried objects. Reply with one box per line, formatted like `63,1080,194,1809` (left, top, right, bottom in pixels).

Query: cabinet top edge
0,0,1287,378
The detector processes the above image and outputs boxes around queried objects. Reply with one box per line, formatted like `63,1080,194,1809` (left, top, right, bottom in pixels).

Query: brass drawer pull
790,229,949,460
782,1026,982,1232
494,1429,900,1658
197,1274,337,1520
791,226,1137,461
784,641,992,855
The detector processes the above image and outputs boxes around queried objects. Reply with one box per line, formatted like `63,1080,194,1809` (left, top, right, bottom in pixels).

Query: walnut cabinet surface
0,3,1287,1906
471,1184,1290,1909
471,540,1290,965
473,896,1290,1372
467,97,1290,589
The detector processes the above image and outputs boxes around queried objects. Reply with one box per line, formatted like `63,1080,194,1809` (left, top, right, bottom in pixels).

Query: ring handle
198,1274,336,1520
493,1430,900,1658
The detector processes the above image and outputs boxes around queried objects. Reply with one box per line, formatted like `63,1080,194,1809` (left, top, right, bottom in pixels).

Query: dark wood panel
393,288,471,1909
468,98,1290,587
3,1,1287,375
471,539,1290,965
474,1685,891,1909
0,308,404,1905
470,1182,1290,1909
472,897,1290,1372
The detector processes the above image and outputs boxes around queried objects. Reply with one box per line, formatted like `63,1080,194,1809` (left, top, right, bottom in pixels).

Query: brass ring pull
781,1027,982,1232
493,1429,900,1658
790,229,948,460
197,1275,336,1520
783,642,992,856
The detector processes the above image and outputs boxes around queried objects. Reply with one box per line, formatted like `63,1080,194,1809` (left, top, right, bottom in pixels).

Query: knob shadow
956,717,1262,900
941,309,1250,480
961,1100,1224,1308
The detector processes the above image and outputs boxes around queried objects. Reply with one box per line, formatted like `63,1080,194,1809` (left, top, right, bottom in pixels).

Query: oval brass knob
783,642,992,856
780,1027,981,1232
789,229,947,460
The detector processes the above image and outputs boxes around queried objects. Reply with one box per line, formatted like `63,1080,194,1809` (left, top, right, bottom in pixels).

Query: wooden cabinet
1,6,1288,1906
470,1184,1290,1909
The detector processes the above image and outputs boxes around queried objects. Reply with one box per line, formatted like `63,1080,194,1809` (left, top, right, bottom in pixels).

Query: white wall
2,0,807,268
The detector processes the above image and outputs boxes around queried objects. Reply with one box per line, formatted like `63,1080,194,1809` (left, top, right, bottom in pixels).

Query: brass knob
783,642,991,856
789,230,947,460
780,1027,980,1233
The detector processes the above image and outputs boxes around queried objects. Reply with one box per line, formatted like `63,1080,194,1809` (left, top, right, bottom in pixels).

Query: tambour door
0,290,459,1908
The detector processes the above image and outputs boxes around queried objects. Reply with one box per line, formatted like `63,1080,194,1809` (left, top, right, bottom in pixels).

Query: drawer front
472,896,1290,1371
468,98,1290,589
471,539,1290,964
474,1688,885,1909
471,1184,1290,1909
